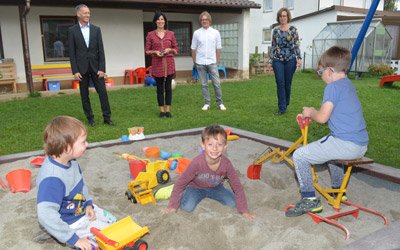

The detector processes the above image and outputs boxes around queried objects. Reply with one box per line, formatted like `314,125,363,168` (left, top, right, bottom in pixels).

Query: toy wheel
125,190,137,204
125,190,133,200
133,239,148,250
156,170,170,184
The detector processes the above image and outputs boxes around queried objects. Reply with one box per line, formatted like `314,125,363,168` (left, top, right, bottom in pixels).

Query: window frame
168,21,192,57
40,16,76,62
263,0,273,12
262,28,272,44
284,0,294,10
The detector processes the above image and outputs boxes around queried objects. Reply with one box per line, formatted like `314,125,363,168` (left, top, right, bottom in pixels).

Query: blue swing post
349,0,381,72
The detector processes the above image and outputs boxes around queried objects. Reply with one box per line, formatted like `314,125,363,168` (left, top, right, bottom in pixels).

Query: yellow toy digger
247,116,309,179
125,160,170,205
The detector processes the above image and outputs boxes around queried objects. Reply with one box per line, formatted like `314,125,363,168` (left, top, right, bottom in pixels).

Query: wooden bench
0,63,17,93
379,74,400,88
312,157,374,210
32,63,73,91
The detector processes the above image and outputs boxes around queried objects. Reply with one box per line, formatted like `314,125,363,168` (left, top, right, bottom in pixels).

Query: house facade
247,0,400,69
0,0,260,92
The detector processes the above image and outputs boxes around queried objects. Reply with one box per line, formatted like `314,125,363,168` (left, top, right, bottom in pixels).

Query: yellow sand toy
125,160,170,205
90,216,149,250
247,116,309,179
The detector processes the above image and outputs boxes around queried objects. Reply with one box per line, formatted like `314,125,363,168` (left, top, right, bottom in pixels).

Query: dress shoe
165,112,173,118
104,120,115,126
159,112,166,118
88,119,96,127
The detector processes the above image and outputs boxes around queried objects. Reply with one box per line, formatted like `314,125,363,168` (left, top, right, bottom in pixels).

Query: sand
0,133,399,250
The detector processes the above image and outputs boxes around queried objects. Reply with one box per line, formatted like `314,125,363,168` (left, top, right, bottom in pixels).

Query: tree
384,0,397,11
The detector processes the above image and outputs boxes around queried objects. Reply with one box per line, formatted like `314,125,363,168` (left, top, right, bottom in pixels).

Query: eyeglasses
201,18,209,21
316,67,334,76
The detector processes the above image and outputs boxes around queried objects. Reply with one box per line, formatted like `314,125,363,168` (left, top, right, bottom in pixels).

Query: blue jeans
180,184,236,212
195,63,223,105
272,58,297,112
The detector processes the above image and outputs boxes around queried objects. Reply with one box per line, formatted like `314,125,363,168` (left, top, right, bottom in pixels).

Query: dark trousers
272,58,297,112
155,75,173,106
79,71,111,121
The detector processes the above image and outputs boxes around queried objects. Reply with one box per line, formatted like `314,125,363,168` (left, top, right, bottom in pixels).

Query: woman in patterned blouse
145,12,178,118
270,8,302,115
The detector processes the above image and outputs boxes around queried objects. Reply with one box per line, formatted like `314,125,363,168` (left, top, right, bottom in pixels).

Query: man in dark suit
69,4,114,126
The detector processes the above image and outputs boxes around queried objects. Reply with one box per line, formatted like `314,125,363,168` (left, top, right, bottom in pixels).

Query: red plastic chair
134,67,147,84
123,69,135,85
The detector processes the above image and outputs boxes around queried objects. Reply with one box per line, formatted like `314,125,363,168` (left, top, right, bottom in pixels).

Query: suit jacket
68,23,106,75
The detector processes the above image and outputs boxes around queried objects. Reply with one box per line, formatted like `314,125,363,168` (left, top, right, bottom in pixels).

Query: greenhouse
312,19,392,73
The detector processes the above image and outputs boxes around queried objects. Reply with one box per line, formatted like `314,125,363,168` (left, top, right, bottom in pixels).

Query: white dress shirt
191,26,222,65
79,22,90,48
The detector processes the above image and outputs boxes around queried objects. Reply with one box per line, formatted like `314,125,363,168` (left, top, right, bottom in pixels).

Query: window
262,28,272,44
213,23,239,69
169,22,192,56
40,16,76,62
284,0,294,9
263,0,273,12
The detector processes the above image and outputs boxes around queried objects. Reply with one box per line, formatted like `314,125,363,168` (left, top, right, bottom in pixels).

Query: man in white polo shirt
191,11,226,111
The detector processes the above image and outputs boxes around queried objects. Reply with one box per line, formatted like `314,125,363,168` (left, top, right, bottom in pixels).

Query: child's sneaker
285,197,323,217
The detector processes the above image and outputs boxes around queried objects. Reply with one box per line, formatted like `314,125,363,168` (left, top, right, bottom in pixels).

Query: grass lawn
0,72,399,168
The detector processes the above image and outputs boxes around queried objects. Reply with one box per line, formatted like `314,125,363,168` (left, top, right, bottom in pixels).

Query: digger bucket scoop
247,164,262,180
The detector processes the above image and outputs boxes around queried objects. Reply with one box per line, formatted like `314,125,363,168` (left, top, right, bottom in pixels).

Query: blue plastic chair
192,66,199,80
218,66,227,79
192,65,227,80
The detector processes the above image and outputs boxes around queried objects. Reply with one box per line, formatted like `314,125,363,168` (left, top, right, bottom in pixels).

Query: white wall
213,12,250,71
292,11,338,68
0,6,25,82
320,0,384,10
0,6,146,82
249,0,320,55
249,0,384,59
1,6,248,84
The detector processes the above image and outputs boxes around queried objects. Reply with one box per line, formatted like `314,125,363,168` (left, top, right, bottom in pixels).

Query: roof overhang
0,0,261,14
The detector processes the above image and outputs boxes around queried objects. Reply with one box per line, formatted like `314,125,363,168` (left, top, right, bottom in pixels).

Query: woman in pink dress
145,12,178,118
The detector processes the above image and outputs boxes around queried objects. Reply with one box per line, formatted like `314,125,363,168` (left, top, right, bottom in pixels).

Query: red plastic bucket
176,158,191,174
5,169,32,193
129,160,146,179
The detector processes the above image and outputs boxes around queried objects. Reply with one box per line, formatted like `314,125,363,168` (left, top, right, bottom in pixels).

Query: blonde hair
43,116,87,157
201,125,227,143
318,46,351,73
199,11,212,25
276,8,292,23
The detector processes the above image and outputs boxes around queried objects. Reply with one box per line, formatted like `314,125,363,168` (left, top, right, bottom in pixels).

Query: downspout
19,0,33,94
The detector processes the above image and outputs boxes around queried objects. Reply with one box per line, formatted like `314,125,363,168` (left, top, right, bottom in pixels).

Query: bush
368,64,395,76
249,53,261,65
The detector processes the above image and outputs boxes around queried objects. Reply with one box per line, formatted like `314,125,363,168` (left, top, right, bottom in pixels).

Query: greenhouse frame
312,19,392,73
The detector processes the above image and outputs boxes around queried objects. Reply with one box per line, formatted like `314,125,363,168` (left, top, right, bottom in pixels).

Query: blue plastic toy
145,76,156,86
160,151,172,160
169,160,178,170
